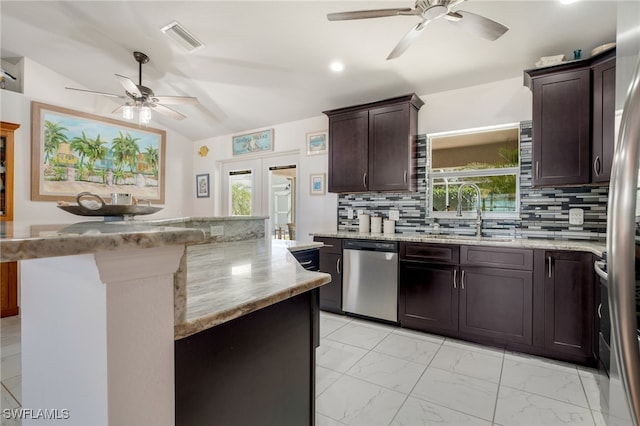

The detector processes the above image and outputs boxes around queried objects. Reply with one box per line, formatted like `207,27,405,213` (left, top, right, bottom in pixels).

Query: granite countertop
0,221,206,262
311,232,606,256
174,238,331,340
272,239,324,252
132,216,268,225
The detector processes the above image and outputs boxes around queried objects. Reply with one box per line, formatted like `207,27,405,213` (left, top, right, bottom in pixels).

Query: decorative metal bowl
57,204,162,221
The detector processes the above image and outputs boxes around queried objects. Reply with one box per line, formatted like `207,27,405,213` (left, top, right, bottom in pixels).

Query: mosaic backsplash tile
337,121,608,242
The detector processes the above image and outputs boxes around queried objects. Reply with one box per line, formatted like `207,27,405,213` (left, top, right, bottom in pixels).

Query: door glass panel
269,165,296,239
229,170,252,216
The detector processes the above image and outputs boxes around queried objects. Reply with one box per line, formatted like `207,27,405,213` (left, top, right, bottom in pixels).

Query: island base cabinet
175,290,318,426
459,267,533,346
399,262,458,336
314,237,343,313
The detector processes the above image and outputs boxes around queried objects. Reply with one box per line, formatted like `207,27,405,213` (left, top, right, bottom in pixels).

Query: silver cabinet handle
594,260,608,281
597,303,603,319
536,161,540,179
594,156,601,176
363,172,367,189
453,269,457,289
336,257,341,275
404,170,407,184
461,270,465,290
548,256,552,278
299,260,313,266
323,244,334,248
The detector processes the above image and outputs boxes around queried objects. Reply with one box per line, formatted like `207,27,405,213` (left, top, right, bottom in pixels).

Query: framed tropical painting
31,101,166,203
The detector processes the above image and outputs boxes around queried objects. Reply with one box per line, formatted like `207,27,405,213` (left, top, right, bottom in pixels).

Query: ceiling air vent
161,21,204,52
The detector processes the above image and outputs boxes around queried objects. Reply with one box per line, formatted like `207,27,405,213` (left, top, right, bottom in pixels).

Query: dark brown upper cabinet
323,94,424,193
524,48,616,187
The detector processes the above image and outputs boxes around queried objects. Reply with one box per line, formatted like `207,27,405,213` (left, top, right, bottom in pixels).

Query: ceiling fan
327,0,509,60
66,51,198,122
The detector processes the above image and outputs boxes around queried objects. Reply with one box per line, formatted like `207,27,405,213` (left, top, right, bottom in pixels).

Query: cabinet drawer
461,246,533,270
292,249,319,271
313,237,342,254
400,243,459,264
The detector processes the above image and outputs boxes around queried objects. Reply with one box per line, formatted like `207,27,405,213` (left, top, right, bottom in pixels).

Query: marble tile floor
0,313,608,426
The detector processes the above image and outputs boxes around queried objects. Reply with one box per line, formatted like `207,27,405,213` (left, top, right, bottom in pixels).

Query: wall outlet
210,225,224,236
389,209,400,221
569,208,584,226
347,208,354,220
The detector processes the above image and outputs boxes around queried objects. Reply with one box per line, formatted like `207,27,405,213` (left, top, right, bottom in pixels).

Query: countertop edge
311,232,605,257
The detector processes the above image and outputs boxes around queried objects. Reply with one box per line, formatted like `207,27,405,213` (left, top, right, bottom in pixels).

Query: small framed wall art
232,129,274,155
306,130,328,156
196,173,210,198
309,173,326,195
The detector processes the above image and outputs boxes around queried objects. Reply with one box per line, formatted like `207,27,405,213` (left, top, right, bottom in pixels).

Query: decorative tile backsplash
337,121,608,241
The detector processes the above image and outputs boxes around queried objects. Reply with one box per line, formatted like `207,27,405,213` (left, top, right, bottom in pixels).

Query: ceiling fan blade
65,87,126,99
450,10,509,41
327,8,414,21
387,20,429,60
150,95,199,105
115,74,142,97
151,103,187,121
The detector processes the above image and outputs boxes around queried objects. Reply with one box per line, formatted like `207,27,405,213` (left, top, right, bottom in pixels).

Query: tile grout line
576,370,600,426
1,381,20,407
491,351,506,426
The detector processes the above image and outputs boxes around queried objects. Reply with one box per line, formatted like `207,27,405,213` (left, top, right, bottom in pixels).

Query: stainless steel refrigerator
604,1,640,424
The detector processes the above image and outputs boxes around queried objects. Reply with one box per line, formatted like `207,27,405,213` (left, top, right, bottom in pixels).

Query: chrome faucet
456,183,483,238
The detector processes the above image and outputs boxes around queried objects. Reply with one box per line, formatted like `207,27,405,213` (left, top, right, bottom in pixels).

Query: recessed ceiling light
330,61,345,73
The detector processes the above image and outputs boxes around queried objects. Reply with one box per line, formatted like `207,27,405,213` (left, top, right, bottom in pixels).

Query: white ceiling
1,0,617,141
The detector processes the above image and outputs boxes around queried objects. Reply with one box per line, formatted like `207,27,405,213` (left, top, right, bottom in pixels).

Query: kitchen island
1,219,330,425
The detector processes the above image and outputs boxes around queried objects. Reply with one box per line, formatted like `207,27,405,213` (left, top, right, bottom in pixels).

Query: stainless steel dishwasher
342,240,398,323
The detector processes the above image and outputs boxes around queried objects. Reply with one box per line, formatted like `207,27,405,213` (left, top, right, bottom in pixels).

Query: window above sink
428,123,521,220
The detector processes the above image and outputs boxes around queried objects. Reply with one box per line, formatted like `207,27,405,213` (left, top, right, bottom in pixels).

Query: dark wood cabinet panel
592,55,616,183
400,261,459,335
543,250,594,362
531,69,591,186
327,110,369,193
461,246,533,270
400,242,459,264
459,266,533,346
368,102,416,192
314,237,343,313
1,261,18,318
324,94,423,193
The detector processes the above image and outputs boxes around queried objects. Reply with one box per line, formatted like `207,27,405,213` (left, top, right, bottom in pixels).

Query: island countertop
0,220,206,262
174,238,331,340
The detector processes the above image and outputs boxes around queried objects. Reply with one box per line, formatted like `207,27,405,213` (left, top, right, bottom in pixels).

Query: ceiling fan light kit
327,0,509,60
65,51,199,124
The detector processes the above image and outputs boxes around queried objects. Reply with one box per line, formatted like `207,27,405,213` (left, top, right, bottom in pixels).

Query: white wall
2,57,194,224
193,76,532,242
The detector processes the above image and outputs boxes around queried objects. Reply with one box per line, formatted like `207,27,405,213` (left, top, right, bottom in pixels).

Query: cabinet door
318,252,343,314
327,110,368,193
369,103,414,191
1,261,18,318
592,57,616,183
399,261,458,335
532,69,591,186
459,266,533,346
544,251,594,359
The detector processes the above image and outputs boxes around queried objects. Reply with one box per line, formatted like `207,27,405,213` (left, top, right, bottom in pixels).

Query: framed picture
31,101,166,203
196,173,210,198
310,173,326,195
232,129,274,155
306,130,328,156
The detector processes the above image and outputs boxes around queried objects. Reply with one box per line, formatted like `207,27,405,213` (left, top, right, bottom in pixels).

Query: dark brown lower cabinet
314,237,343,313
1,261,18,318
399,261,459,336
175,290,318,426
459,266,533,346
541,250,594,363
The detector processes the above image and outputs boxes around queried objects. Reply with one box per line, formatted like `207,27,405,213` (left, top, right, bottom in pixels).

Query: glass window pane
431,175,518,213
431,127,519,171
229,171,252,216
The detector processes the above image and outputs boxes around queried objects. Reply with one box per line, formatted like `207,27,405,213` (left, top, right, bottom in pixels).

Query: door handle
461,270,465,290
536,161,540,179
403,170,407,184
336,257,341,274
594,156,601,176
548,256,552,278
597,303,603,319
362,172,367,189
453,269,457,289
299,260,313,266
594,260,608,281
